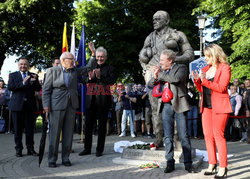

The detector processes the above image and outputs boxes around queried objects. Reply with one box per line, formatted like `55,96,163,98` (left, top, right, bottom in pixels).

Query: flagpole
76,22,87,143
70,22,76,59
62,22,68,53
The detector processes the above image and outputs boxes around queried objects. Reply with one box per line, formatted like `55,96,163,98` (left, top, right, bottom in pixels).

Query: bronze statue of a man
139,10,194,147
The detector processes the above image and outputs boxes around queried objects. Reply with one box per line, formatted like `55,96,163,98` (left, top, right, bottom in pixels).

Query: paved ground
0,132,250,179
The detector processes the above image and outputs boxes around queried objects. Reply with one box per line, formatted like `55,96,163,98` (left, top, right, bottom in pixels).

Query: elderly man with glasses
42,51,96,168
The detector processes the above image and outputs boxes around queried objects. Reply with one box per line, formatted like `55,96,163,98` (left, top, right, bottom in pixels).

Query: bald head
153,11,170,31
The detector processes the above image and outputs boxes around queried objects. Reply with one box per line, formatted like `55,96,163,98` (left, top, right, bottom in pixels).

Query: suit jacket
8,71,41,111
85,61,116,111
148,63,190,113
42,63,94,111
194,63,233,114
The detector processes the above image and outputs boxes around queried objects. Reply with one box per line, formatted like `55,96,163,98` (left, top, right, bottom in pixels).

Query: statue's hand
146,47,152,58
165,39,178,50
139,48,150,63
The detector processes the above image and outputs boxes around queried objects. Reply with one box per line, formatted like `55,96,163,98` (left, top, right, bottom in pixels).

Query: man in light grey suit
149,49,193,173
42,52,96,168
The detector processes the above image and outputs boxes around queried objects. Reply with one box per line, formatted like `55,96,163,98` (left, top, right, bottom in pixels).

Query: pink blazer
194,63,233,114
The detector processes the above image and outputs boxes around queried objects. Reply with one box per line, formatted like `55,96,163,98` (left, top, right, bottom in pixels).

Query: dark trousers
48,102,75,163
116,109,123,134
11,107,35,152
84,102,108,153
225,117,241,141
248,117,250,142
224,117,233,140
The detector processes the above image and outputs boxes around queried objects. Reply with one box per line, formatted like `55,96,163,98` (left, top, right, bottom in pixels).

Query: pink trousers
202,108,229,167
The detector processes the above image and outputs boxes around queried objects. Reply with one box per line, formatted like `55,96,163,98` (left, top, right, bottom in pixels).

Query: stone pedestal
112,148,203,169
121,148,196,163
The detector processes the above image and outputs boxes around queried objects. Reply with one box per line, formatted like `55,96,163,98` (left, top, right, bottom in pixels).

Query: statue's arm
148,77,159,89
139,35,152,65
175,31,194,63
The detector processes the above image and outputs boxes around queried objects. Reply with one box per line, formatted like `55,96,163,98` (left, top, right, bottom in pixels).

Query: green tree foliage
0,0,74,69
193,0,250,81
75,0,200,83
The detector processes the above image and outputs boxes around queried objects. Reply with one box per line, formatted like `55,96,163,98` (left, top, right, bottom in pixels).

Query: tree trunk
0,52,6,72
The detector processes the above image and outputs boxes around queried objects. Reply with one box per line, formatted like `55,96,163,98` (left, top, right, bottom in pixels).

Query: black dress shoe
185,165,197,173
164,165,175,173
16,151,23,157
79,150,91,156
62,161,72,167
48,162,57,168
27,150,39,156
96,152,102,157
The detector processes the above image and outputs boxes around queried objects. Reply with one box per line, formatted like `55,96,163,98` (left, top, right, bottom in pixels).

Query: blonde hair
204,44,228,67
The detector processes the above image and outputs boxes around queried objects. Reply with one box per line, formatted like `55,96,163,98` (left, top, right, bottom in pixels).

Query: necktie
22,72,27,79
22,72,28,100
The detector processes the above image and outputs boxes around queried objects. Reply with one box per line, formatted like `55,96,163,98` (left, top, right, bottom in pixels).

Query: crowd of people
109,83,153,138
225,79,250,142
0,10,249,178
0,44,249,178
0,56,248,141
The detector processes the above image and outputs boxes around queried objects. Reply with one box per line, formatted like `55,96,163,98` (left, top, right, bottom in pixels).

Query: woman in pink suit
192,44,232,178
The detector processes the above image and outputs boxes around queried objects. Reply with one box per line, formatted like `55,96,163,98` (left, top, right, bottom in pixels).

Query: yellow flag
62,22,68,52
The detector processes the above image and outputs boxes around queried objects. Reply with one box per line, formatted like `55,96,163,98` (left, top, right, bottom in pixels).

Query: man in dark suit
8,57,41,157
79,43,116,157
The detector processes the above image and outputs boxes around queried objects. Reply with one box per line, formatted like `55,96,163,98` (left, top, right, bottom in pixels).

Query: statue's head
153,11,170,31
